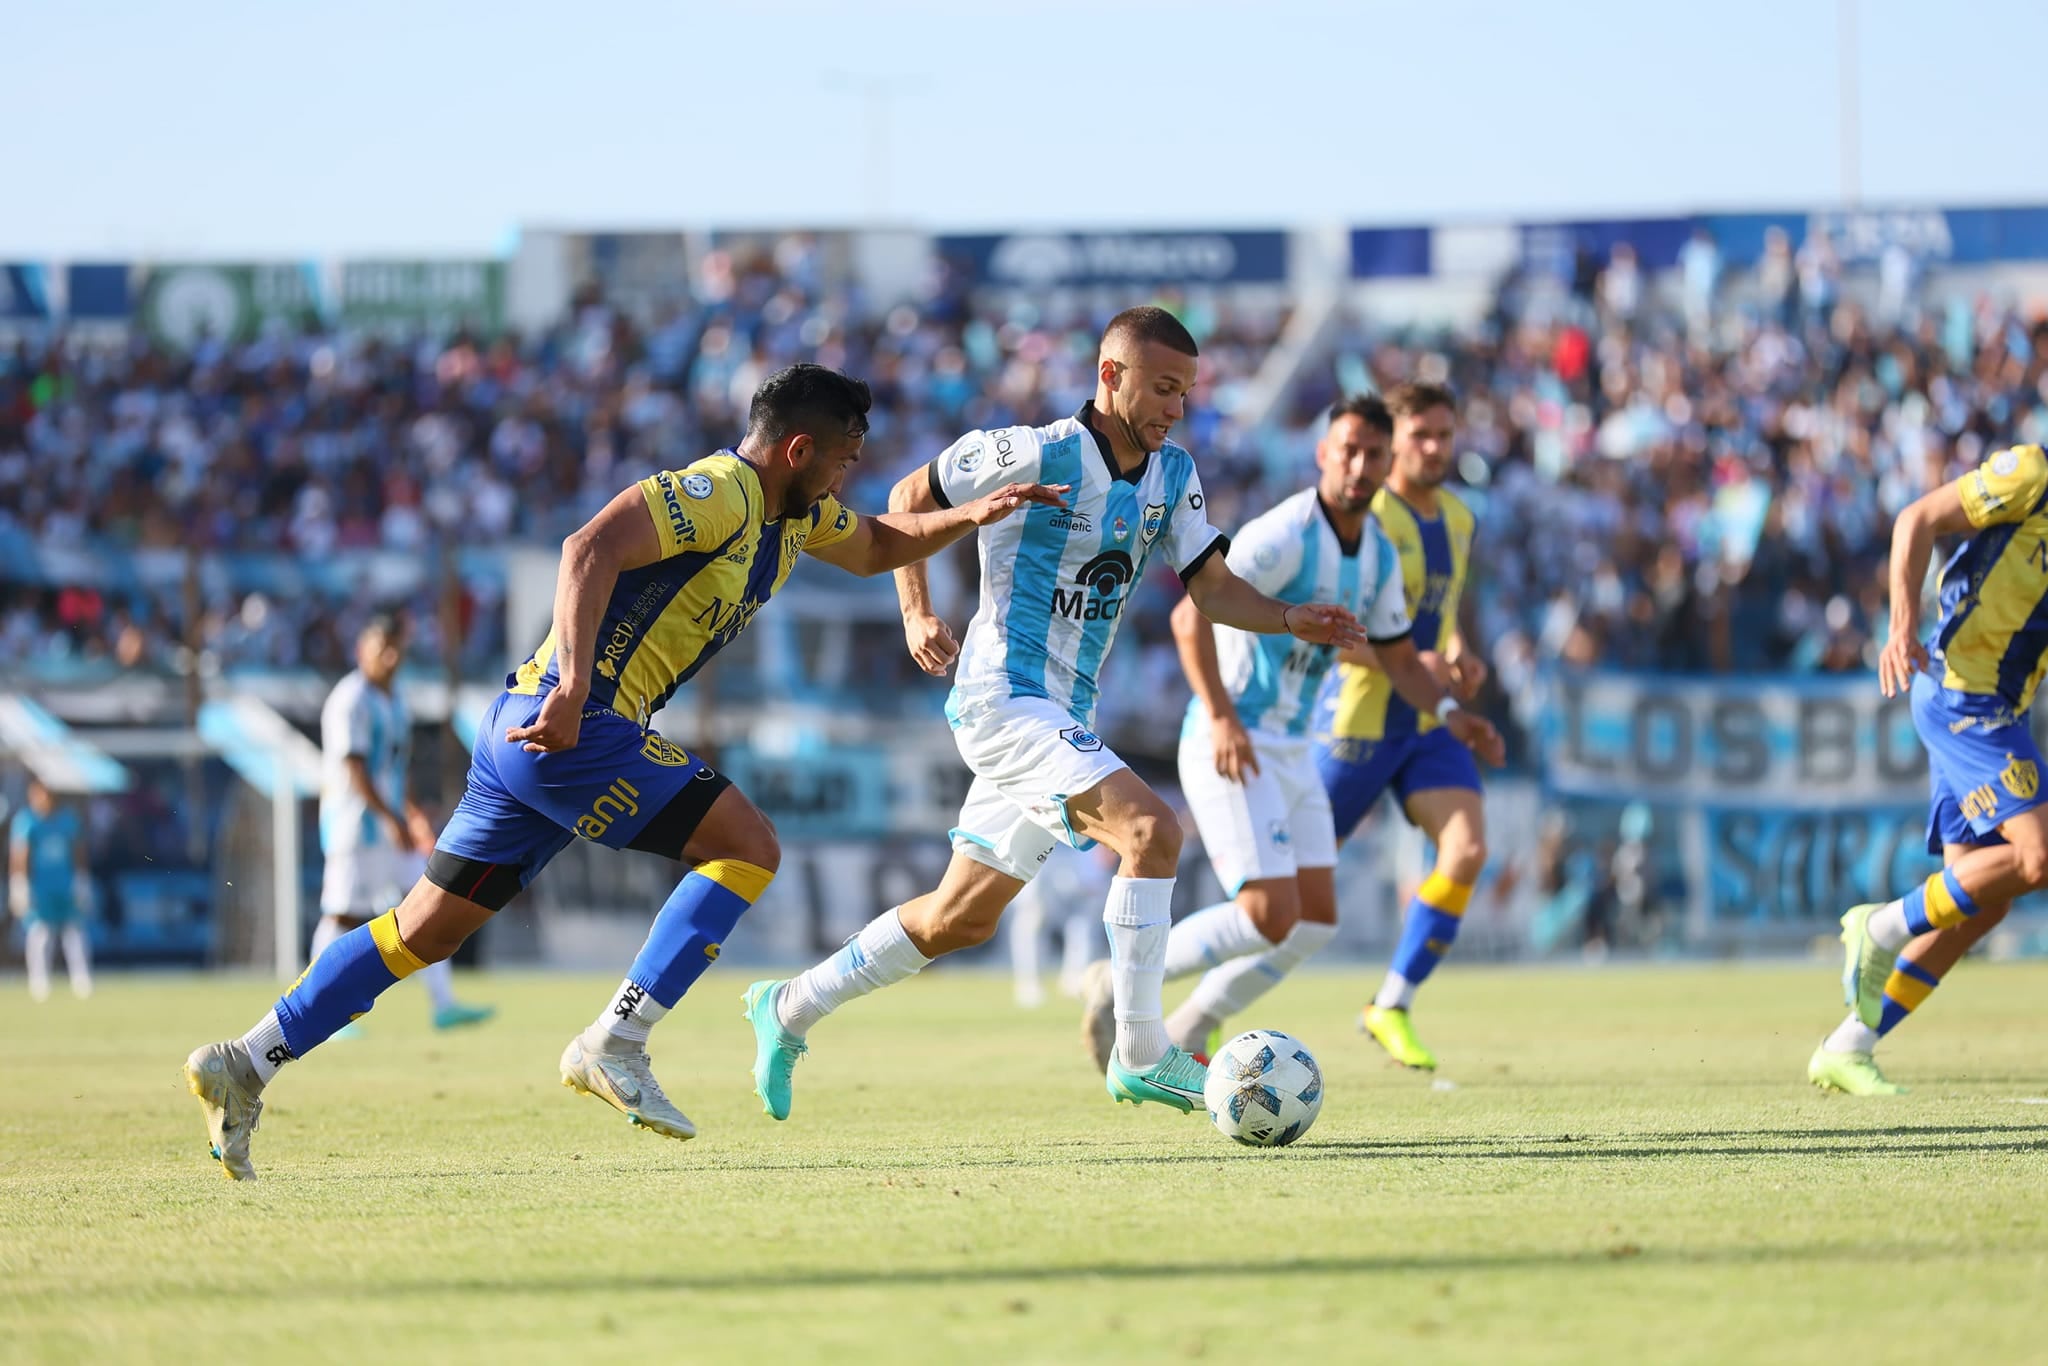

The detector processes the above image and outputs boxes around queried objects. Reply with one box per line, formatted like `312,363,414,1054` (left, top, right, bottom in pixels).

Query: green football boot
743,980,808,1121
1105,1043,1209,1113
1362,1005,1438,1071
1838,903,1893,1029
1807,1044,1906,1096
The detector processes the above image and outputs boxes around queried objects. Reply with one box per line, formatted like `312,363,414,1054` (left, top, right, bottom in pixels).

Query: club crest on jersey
682,473,714,500
1141,503,1166,544
1112,516,1129,542
1060,725,1104,753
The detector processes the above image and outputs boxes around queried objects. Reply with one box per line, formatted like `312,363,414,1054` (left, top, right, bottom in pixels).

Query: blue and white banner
65,264,132,320
936,231,1289,287
0,265,51,320
1534,670,2033,932
1348,227,1432,279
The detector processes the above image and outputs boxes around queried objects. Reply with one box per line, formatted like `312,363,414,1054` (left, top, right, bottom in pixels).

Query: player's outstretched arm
506,486,664,754
1373,636,1505,767
1880,479,1975,698
808,480,1069,582
1170,595,1258,780
1182,552,1369,650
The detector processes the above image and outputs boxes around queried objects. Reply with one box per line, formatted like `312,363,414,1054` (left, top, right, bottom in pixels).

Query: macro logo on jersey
991,430,1022,468
2003,753,2039,800
1141,503,1166,545
1060,725,1104,753
577,779,642,841
1055,552,1133,621
640,735,690,767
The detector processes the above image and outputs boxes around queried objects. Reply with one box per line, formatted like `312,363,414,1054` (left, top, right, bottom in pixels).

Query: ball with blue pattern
1202,1029,1323,1148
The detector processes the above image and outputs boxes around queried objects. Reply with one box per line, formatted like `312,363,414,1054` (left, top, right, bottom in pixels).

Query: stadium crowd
3,233,2047,736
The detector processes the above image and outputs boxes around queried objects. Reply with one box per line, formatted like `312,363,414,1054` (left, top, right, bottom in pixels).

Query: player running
9,777,93,1002
1312,382,1492,1071
182,364,1065,1179
742,307,1368,1120
314,614,493,1035
1821,443,2048,1095
1107,396,1501,1066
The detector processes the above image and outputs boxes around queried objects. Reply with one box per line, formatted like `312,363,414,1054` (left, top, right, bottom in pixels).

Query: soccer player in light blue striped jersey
745,307,1369,1120
1146,396,1502,1062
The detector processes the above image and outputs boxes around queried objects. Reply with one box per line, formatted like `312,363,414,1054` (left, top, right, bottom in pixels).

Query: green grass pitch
3,961,2046,1363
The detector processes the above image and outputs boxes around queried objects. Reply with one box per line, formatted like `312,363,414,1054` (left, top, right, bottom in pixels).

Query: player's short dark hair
1103,306,1199,359
747,363,873,445
1384,381,1457,420
1329,394,1393,435
360,612,405,647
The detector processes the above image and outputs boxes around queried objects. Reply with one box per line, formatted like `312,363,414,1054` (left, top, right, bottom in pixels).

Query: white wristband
1434,697,1461,722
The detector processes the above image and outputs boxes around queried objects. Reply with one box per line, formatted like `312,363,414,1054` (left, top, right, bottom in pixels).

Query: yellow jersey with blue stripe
509,453,858,724
1322,486,1475,741
1931,443,2048,719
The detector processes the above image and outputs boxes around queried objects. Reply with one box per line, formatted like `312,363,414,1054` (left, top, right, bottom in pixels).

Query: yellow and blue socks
1374,872,1472,1010
1823,956,1944,1053
593,860,775,1045
776,906,932,1037
1867,867,1980,950
244,909,426,1083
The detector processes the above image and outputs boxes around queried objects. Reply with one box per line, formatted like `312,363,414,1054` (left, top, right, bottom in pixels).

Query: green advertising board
339,260,505,335
138,264,320,349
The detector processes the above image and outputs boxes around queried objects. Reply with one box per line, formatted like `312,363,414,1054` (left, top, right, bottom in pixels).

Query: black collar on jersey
1075,403,1149,485
1316,493,1364,557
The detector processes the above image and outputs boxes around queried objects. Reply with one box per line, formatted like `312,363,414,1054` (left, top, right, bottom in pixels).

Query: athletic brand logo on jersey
1047,509,1093,533
833,507,851,532
640,735,690,767
1141,503,1166,544
1060,725,1104,753
704,942,720,961
693,765,717,781
682,473,714,500
655,472,696,543
1054,552,1134,621
2003,753,2039,800
614,982,647,1020
577,779,642,841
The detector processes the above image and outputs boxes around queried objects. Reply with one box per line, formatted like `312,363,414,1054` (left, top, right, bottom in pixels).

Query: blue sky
10,0,2044,256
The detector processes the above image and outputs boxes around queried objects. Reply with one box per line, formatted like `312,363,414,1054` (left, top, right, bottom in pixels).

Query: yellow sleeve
1960,445,2048,529
801,494,860,552
637,465,748,558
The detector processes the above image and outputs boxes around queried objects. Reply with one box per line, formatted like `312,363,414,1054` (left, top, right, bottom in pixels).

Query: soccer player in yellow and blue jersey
182,364,1066,1179
1819,443,2048,1095
1312,382,1489,1071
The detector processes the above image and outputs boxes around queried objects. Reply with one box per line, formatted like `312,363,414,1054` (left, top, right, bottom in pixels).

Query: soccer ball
1203,1030,1323,1147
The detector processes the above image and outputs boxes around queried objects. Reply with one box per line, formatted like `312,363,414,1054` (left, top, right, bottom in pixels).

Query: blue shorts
21,899,78,928
1315,728,1483,842
1913,672,2047,853
436,691,728,893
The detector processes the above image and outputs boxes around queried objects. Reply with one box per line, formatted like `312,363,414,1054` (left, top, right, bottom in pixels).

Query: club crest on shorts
640,734,691,767
1141,502,1166,544
1059,725,1103,753
2002,752,2039,800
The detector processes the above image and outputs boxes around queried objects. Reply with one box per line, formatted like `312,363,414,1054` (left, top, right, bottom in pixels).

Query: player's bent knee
1238,882,1301,942
2014,843,2048,890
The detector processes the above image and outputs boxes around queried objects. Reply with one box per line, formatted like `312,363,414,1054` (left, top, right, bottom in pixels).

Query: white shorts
1177,721,1337,895
319,844,423,917
948,697,1130,884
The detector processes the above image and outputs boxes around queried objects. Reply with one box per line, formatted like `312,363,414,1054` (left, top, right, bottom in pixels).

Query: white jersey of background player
744,307,1367,1120
315,615,492,1032
1129,397,1502,1060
